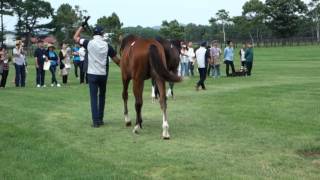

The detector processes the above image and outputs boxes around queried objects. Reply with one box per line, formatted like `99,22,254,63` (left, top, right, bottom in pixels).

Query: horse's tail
149,45,182,83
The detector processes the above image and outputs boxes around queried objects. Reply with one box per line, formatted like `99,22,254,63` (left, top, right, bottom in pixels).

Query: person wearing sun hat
34,39,47,87
13,40,26,87
46,44,61,87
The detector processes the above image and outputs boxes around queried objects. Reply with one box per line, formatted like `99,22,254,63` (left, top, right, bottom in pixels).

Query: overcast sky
4,0,311,31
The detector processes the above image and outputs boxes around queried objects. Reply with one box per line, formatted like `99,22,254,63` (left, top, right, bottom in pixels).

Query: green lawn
0,46,320,179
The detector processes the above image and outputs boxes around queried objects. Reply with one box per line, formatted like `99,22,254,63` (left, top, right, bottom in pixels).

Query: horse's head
155,37,181,74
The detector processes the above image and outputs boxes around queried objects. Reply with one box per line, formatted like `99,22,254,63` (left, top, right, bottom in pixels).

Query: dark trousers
208,64,214,76
79,61,86,84
15,64,26,87
225,61,235,76
36,67,45,86
74,61,80,78
246,61,253,76
49,65,58,84
0,70,9,87
62,75,68,84
189,62,194,76
197,68,207,89
88,74,107,125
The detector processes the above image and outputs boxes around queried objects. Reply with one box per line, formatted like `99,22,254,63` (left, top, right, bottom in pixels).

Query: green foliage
122,26,159,38
0,0,17,43
160,20,184,40
265,0,308,38
53,4,81,44
96,12,123,45
13,0,53,46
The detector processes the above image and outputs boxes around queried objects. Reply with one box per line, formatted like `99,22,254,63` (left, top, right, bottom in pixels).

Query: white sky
3,0,311,31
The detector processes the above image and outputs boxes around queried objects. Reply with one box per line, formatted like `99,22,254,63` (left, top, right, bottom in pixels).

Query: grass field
0,46,320,179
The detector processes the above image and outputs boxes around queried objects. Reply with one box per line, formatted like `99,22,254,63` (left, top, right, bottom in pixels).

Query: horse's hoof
162,136,170,140
133,125,140,134
125,121,132,127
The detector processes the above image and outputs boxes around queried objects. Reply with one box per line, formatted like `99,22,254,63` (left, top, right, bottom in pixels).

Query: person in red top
0,45,10,88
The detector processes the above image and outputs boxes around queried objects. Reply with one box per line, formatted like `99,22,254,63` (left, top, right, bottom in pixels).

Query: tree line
1,0,320,47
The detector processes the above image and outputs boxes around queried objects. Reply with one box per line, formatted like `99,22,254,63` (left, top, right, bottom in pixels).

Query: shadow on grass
297,146,320,158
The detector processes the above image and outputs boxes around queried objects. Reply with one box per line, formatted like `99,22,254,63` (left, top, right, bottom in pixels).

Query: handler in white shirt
195,42,210,91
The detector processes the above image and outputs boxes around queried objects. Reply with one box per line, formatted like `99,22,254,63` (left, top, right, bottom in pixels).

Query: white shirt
80,35,109,75
180,49,189,63
187,48,195,62
13,48,25,65
240,49,246,61
79,47,86,61
196,47,207,68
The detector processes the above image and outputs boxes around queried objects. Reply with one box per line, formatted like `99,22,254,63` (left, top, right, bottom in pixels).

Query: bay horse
120,35,181,139
151,37,181,102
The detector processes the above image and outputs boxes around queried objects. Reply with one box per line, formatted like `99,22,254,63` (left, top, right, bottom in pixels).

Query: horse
120,35,181,139
151,37,181,102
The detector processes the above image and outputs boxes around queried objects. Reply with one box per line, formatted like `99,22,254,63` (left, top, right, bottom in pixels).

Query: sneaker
57,83,61,87
51,84,54,87
37,84,41,88
42,85,46,88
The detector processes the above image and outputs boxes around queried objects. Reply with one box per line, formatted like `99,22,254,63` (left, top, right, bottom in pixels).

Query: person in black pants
46,44,60,87
74,25,121,128
13,41,26,87
79,45,86,84
34,40,47,87
0,45,9,88
195,42,210,91
224,40,235,77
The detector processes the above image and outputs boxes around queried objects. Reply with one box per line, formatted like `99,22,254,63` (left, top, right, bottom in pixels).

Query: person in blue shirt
73,45,81,79
224,40,236,77
46,44,61,87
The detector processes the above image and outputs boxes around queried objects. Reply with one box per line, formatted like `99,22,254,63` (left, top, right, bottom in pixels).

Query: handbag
43,61,51,71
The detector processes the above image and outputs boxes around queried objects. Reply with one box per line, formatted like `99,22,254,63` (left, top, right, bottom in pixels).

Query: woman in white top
59,43,72,84
180,44,189,77
79,45,87,84
239,43,246,72
187,42,195,76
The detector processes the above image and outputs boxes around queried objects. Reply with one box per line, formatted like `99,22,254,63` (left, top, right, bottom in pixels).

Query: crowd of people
178,40,254,90
0,40,88,88
0,38,254,91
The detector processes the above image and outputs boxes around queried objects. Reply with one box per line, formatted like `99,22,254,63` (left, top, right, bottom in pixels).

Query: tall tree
14,0,25,39
308,0,320,41
53,4,78,44
0,0,16,44
159,20,184,40
242,0,266,44
17,0,53,47
265,0,307,38
97,12,123,44
210,9,231,43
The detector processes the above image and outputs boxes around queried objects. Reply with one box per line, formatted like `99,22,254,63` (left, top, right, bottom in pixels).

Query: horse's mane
120,34,138,52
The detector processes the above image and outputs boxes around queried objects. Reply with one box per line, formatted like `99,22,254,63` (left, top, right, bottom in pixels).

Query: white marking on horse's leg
151,86,155,98
133,124,141,134
166,88,172,97
162,111,170,139
152,86,156,103
124,114,131,126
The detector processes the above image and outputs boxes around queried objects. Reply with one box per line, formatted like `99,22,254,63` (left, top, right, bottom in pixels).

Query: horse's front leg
122,78,131,127
156,80,170,139
132,79,144,134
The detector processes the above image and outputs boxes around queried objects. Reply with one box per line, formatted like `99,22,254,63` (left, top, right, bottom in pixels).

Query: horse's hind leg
123,78,131,127
132,79,144,134
156,80,170,139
